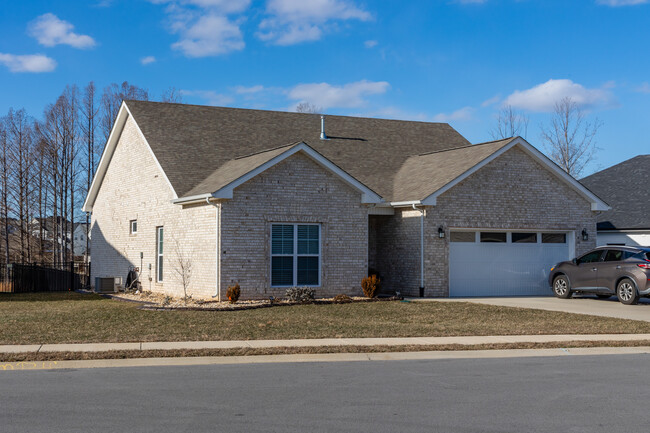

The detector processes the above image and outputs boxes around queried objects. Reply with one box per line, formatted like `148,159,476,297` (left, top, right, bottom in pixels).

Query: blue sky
1,0,649,176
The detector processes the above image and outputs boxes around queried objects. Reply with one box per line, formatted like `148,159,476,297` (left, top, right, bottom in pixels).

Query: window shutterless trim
270,223,321,287
156,226,164,282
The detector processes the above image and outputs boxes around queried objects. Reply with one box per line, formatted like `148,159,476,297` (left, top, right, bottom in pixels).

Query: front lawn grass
2,292,650,345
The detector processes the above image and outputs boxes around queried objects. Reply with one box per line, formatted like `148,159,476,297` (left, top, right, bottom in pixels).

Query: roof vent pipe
320,115,328,140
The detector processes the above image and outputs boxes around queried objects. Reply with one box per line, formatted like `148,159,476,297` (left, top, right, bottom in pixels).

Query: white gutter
205,198,221,300
412,204,425,296
172,193,213,205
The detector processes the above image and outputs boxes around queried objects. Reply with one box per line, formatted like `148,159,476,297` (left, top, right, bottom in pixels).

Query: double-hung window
156,226,164,282
271,224,320,287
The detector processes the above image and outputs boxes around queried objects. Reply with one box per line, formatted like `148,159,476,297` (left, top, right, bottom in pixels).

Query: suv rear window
632,251,650,261
604,250,623,261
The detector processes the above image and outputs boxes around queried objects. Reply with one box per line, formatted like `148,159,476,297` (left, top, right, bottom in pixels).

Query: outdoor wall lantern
438,226,445,238
581,229,589,241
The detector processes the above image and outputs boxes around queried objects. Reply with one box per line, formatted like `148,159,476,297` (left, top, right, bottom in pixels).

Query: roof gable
173,142,382,205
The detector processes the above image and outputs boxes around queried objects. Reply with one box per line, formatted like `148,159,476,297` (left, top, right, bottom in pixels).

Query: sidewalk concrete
3,333,650,354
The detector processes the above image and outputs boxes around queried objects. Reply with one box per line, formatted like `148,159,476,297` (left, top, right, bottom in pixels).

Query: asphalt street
1,354,649,432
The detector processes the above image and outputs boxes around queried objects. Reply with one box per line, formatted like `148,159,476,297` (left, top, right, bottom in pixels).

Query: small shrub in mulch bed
285,287,315,303
332,294,352,304
362,275,380,298
226,284,241,304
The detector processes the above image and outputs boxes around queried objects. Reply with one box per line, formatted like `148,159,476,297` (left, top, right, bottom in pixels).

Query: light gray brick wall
90,116,217,299
219,152,369,299
376,147,597,297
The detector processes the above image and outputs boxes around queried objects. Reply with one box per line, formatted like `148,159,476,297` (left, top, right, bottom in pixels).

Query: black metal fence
0,262,91,293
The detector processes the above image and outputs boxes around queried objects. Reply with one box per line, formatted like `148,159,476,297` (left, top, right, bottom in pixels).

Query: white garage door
449,231,570,297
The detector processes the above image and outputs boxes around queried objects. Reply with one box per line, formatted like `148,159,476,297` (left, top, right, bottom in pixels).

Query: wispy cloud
504,79,614,112
257,0,372,45
234,85,265,94
596,0,649,6
0,53,57,73
152,0,249,57
288,80,389,110
432,106,474,122
180,89,234,105
27,13,96,49
364,39,378,48
635,82,650,93
481,94,501,107
140,56,156,65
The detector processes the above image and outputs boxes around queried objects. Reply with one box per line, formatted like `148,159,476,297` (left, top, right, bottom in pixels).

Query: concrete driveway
419,296,650,322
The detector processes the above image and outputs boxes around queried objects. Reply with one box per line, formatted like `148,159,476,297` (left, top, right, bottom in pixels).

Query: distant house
83,101,607,299
30,217,89,258
581,155,650,246
73,223,90,257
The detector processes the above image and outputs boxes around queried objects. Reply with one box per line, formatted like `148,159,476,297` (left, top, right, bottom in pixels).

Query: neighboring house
72,223,90,257
83,101,607,299
581,155,650,247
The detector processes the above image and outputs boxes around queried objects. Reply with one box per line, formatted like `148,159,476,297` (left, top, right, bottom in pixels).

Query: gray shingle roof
580,155,650,230
125,100,472,202
392,138,516,201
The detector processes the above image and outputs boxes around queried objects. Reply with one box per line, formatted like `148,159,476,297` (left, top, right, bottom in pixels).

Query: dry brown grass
2,340,650,363
2,292,650,345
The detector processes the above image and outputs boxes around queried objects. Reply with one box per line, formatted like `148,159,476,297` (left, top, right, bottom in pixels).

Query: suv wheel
616,279,639,305
553,275,571,299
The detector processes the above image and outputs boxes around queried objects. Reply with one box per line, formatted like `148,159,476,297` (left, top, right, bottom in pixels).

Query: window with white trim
156,226,164,282
130,220,138,235
271,224,320,287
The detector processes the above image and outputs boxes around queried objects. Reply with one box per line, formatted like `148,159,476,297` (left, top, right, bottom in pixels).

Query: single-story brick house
83,100,608,299
581,155,650,247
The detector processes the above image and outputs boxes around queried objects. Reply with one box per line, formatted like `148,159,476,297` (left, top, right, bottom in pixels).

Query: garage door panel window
512,232,537,243
480,232,506,243
450,231,476,242
271,224,320,287
542,233,566,243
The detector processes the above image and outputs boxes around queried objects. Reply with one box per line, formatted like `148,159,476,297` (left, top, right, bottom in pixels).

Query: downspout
206,198,221,300
412,204,425,297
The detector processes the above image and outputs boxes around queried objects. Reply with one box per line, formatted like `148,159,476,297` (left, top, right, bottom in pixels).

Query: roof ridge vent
320,115,329,140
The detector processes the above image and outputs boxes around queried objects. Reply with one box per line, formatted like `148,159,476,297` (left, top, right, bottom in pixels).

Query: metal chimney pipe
320,115,328,140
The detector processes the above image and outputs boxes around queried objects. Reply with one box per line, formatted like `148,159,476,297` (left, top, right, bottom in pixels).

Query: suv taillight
637,263,650,269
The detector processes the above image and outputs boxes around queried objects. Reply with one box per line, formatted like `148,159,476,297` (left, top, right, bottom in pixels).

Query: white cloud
432,106,474,122
364,39,378,48
0,53,56,73
597,0,649,6
152,0,249,57
288,80,389,110
234,85,265,94
140,56,156,65
171,14,245,57
504,79,614,112
27,13,96,49
181,90,234,105
258,0,371,45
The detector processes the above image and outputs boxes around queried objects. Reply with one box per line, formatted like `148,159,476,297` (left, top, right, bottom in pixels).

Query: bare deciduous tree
172,239,193,305
490,105,529,140
540,97,601,178
100,81,149,141
161,87,184,103
295,102,322,114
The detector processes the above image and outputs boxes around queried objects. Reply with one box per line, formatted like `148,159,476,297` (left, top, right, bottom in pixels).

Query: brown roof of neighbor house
580,155,650,230
125,100,473,202
392,138,517,202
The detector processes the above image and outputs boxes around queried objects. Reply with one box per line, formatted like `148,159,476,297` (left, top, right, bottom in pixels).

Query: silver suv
549,246,650,305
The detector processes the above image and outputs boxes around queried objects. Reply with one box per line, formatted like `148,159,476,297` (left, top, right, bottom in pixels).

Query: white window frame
156,226,163,282
270,223,321,287
130,219,138,235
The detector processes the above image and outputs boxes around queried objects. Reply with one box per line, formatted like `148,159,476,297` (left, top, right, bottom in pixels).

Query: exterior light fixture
581,229,588,241
438,226,445,238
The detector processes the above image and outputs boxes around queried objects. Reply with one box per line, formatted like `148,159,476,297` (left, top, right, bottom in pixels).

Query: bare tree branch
540,97,601,178
490,105,529,140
